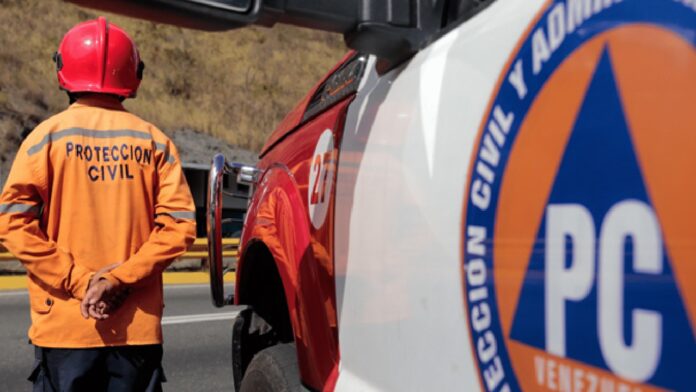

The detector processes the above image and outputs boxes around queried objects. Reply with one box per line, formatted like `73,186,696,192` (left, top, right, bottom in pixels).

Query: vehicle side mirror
207,153,260,307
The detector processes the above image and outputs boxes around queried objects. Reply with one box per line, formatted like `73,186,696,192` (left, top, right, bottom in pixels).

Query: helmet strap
52,52,63,72
137,61,145,80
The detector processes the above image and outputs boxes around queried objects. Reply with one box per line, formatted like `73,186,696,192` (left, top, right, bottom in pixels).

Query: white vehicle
71,0,696,390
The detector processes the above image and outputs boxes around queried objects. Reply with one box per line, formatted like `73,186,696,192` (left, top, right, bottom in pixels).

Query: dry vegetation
0,0,346,184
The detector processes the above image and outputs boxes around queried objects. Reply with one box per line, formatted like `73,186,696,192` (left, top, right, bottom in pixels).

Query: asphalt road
0,284,241,392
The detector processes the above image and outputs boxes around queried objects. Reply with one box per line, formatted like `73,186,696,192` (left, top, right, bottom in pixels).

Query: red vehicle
71,1,696,391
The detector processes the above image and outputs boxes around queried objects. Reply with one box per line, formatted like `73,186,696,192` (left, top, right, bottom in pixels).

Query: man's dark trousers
29,345,165,392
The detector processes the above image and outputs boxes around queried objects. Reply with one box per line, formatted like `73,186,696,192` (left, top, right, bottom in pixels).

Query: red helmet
54,16,144,98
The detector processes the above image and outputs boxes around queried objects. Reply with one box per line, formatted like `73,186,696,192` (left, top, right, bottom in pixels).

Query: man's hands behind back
80,263,130,320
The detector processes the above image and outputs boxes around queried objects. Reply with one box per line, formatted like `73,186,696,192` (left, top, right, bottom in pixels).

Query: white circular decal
308,129,335,229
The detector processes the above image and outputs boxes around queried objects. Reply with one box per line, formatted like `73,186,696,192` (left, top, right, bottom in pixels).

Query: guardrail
0,237,240,262
184,237,239,259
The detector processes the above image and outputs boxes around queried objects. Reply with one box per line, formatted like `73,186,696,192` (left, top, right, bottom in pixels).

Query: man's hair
68,92,126,104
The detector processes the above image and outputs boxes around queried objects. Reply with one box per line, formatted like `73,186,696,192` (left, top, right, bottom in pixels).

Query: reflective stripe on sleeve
0,203,41,216
161,211,196,220
154,142,176,164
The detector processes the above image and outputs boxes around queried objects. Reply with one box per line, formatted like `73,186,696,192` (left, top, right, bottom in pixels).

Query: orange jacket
0,95,196,348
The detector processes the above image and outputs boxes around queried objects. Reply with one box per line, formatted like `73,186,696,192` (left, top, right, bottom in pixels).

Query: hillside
0,0,346,184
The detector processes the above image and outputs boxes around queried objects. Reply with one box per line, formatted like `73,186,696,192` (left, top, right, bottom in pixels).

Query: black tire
239,343,302,392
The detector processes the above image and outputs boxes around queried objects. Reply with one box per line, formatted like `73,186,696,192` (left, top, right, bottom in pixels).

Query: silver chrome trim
186,0,251,13
207,154,261,307
207,154,227,307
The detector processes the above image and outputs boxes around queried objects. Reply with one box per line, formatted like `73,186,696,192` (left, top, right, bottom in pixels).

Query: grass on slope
0,0,346,166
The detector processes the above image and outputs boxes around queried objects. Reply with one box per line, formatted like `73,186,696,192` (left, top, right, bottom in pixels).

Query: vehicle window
445,0,490,26
302,54,368,123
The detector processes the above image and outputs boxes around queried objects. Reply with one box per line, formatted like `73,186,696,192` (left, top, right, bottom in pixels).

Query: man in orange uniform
0,17,196,391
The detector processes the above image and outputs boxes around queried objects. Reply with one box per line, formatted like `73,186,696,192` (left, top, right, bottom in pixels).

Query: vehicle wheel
239,343,301,392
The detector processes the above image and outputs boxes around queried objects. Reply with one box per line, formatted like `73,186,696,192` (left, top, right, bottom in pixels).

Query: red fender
237,163,339,390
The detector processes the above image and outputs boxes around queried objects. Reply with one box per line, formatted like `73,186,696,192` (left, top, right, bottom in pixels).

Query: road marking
164,284,209,290
0,290,28,298
164,283,225,290
162,311,240,325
